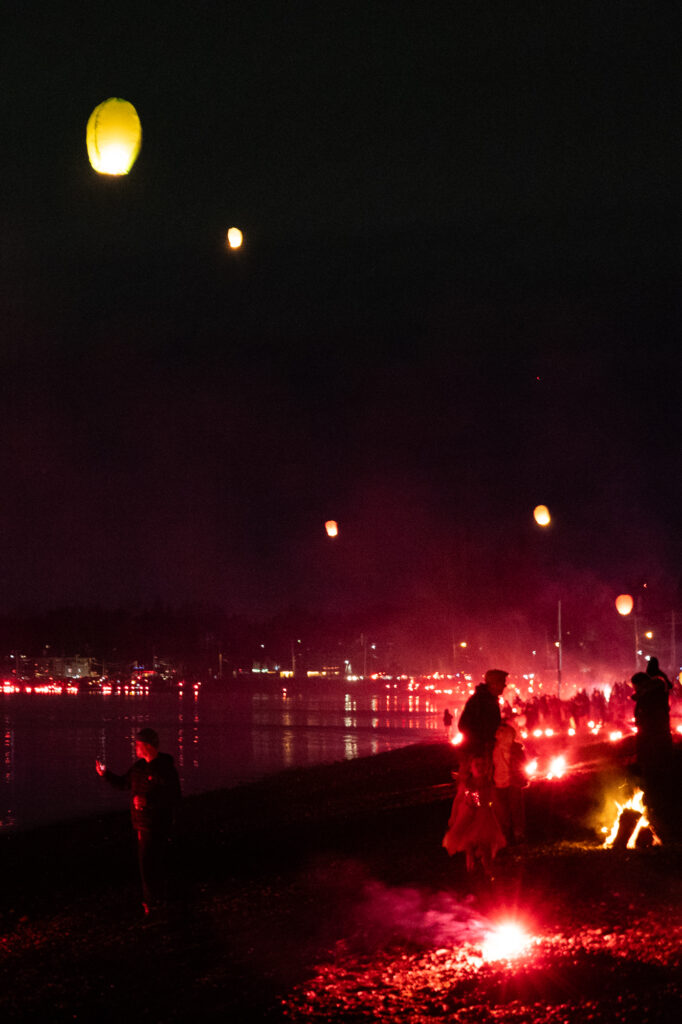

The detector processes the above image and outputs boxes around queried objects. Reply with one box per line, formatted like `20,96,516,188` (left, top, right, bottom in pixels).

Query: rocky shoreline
1,740,680,1022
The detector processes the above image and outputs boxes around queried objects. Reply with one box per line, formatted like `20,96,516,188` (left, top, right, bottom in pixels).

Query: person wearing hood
645,655,673,692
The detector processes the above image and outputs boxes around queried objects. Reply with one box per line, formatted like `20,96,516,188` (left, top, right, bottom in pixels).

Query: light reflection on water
0,687,447,831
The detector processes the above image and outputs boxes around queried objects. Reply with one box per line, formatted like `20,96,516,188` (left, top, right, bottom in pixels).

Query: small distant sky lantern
86,98,142,175
533,504,551,527
325,520,338,538
616,594,634,616
226,227,243,249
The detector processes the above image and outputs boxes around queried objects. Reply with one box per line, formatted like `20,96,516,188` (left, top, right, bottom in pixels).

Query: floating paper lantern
226,227,243,249
86,98,142,175
533,504,551,527
325,520,338,538
615,594,634,616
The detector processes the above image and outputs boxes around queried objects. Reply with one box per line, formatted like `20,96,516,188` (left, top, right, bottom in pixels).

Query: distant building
33,656,100,680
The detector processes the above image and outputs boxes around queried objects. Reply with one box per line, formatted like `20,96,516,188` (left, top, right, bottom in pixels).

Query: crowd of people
442,659,679,878
501,665,681,737
92,660,678,914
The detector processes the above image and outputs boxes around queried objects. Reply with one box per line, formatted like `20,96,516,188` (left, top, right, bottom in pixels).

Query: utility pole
671,610,677,677
556,600,562,700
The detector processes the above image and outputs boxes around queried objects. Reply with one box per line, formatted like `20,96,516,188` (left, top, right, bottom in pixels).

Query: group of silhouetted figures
92,660,678,914
442,659,679,877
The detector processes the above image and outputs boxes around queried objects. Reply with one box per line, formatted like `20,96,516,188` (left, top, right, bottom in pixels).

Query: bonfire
602,787,662,849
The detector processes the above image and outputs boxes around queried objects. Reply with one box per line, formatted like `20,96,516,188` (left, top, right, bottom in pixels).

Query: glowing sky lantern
86,98,142,175
533,504,551,527
325,520,338,538
226,227,243,249
615,593,634,616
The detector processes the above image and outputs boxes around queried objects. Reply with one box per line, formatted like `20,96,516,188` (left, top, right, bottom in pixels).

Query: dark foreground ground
1,739,681,1022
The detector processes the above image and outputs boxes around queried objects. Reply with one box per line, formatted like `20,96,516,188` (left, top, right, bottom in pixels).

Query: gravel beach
1,740,680,1022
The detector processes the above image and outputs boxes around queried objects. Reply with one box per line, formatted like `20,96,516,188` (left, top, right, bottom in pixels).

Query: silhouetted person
646,655,673,692
631,672,674,838
492,722,528,844
442,754,506,875
443,707,454,740
96,727,181,915
458,669,508,764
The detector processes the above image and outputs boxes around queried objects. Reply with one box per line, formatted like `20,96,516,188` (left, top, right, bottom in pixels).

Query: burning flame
481,922,531,961
602,789,662,849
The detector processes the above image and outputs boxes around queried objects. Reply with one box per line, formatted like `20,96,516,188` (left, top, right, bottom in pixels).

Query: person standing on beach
645,655,673,692
457,669,508,767
443,707,454,741
442,754,506,875
491,721,528,844
96,727,181,915
630,671,674,838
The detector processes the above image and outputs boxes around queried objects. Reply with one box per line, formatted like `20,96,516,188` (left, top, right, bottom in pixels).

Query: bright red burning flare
481,922,531,961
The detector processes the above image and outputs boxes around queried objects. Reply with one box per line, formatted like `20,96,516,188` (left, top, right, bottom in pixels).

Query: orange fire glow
602,788,662,849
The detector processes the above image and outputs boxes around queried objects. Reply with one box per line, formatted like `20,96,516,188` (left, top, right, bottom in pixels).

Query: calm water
1,684,448,831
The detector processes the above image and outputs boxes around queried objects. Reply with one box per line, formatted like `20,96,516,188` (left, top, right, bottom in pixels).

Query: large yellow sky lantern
533,504,551,527
86,98,142,175
615,594,634,616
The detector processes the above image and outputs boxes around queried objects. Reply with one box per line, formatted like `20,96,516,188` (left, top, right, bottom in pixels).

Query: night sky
2,2,682,664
